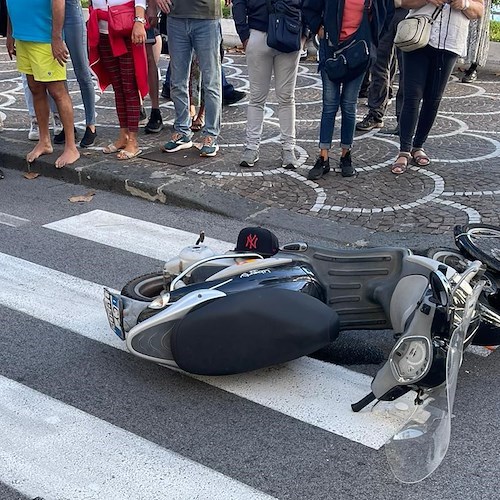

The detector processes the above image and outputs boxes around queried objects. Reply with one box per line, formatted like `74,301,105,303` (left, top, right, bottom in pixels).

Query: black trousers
399,45,457,152
367,8,408,121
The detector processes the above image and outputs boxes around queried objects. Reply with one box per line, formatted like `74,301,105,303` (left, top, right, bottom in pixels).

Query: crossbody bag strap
430,5,445,23
326,0,371,49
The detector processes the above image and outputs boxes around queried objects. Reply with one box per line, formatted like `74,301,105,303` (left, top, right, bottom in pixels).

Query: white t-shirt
407,4,470,56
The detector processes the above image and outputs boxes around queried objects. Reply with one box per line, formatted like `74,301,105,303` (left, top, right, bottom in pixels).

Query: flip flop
103,144,122,154
116,149,143,160
411,148,431,167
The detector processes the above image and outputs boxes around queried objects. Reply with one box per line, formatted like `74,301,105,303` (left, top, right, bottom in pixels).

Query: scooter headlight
390,335,432,384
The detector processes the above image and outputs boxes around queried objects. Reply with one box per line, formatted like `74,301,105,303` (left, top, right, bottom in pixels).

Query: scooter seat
170,288,340,375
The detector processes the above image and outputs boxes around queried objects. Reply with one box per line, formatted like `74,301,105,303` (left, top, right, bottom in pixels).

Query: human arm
51,0,69,66
146,0,159,27
231,0,250,47
156,0,172,14
5,11,14,60
132,2,147,45
449,0,484,19
302,0,325,37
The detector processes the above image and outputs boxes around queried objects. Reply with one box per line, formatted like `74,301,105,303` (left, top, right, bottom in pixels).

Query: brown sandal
391,152,411,175
411,147,431,167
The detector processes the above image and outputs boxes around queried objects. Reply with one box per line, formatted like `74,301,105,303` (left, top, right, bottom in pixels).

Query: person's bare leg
26,75,53,163
147,37,161,110
47,81,80,168
117,130,140,158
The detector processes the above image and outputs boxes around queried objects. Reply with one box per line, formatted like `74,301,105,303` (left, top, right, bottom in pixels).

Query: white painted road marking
43,209,233,260
0,376,276,500
0,212,30,227
0,251,410,449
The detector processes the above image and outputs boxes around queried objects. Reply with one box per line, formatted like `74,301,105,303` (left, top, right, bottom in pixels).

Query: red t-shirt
340,0,365,42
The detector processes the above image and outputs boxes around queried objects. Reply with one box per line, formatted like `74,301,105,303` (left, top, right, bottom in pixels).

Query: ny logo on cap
245,234,258,250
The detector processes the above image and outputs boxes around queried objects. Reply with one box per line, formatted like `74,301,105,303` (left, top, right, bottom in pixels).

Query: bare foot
55,146,80,168
26,142,53,163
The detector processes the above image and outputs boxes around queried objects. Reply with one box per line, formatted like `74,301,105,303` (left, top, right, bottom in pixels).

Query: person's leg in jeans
244,30,275,152
192,18,222,142
412,48,457,155
340,72,367,148
167,16,194,140
307,62,340,180
64,0,96,145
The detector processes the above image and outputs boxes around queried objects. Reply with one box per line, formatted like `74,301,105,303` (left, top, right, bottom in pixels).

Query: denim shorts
146,27,161,44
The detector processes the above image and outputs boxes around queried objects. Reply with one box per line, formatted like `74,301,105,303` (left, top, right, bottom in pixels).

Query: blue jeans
64,0,96,126
319,69,365,150
167,17,222,139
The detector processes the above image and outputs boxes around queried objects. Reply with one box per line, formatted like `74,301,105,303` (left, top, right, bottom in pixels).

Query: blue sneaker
162,133,193,153
199,136,219,157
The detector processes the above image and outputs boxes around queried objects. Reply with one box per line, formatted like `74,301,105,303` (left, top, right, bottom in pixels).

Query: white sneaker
52,113,63,135
28,118,40,141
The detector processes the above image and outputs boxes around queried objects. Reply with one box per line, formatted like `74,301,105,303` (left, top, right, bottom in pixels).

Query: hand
6,35,15,60
449,0,468,10
225,0,232,5
426,0,447,6
242,38,248,51
131,22,146,45
52,38,69,66
317,26,325,39
156,0,172,14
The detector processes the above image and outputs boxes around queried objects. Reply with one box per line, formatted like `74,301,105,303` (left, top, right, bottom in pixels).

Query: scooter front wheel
454,224,500,273
121,272,170,302
427,247,500,346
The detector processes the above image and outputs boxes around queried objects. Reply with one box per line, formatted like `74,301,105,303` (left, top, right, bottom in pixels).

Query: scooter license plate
103,288,125,340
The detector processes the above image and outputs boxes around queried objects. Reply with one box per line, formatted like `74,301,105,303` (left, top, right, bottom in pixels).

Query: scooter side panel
170,288,340,376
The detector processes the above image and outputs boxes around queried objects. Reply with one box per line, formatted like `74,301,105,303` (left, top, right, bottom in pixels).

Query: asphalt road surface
0,172,498,500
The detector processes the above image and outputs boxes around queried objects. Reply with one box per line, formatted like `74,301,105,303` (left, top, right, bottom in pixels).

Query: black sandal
391,152,410,175
411,147,431,167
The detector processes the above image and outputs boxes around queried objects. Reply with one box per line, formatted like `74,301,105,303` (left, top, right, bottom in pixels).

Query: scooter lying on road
103,227,491,482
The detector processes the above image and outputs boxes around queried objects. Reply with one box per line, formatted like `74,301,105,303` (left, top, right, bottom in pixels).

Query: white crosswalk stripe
0,376,276,500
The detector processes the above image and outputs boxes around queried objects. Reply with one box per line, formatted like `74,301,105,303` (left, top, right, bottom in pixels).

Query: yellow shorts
16,40,66,82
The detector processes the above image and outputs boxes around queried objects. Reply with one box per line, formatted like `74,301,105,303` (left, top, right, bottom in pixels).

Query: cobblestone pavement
0,45,499,237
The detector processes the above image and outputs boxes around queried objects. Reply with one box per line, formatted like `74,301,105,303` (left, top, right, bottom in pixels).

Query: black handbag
266,0,302,53
323,0,372,83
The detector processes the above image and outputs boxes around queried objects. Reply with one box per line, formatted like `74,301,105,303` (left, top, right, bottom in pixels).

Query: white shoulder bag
394,5,444,52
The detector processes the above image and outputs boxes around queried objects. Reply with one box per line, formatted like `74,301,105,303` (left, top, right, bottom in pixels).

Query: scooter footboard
301,247,410,330
170,288,340,375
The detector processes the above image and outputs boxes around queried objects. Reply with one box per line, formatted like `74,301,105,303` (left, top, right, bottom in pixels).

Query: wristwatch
134,16,147,24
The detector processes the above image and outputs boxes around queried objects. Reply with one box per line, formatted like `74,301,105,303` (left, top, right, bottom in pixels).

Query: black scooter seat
170,288,340,375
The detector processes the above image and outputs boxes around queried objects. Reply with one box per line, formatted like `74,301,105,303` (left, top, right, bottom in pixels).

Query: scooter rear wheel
121,272,169,302
454,224,500,274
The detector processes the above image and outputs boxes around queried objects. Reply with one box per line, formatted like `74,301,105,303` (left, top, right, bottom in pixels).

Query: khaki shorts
16,40,66,82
